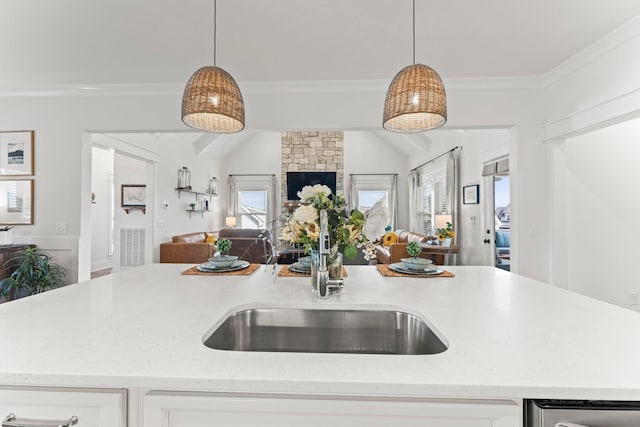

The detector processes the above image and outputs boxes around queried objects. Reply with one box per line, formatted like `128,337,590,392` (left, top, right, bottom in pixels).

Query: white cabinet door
0,386,127,427
145,391,520,427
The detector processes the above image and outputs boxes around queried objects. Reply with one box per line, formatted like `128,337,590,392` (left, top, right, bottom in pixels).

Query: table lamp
434,214,452,231
225,216,236,228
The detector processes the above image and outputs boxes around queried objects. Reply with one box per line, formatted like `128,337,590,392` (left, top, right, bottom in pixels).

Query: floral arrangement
435,222,455,242
281,184,375,260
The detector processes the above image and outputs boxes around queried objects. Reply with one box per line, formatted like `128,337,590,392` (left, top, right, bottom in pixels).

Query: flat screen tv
286,172,337,201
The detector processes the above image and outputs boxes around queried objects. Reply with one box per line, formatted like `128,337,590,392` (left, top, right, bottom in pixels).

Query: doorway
493,176,510,270
482,156,510,269
89,142,155,277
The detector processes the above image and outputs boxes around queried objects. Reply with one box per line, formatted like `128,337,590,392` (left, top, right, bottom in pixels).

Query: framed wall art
121,185,146,214
463,184,480,205
0,179,34,225
0,130,34,176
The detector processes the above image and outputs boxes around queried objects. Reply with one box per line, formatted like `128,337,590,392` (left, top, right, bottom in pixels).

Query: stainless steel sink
203,307,447,355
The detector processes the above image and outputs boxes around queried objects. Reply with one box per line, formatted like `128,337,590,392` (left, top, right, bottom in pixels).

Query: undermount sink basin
203,306,448,355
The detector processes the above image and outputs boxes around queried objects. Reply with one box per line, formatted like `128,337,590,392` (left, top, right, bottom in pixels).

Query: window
410,156,448,236
238,190,267,229
228,175,276,230
349,174,398,228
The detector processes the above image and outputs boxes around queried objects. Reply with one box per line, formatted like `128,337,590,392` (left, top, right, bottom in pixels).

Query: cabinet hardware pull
2,413,78,427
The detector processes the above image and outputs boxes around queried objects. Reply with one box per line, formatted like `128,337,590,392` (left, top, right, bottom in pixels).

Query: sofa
159,231,217,264
374,230,445,265
495,229,510,256
159,229,274,264
217,228,274,264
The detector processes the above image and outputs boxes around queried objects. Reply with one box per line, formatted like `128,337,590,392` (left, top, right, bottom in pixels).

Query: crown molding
0,83,183,98
0,76,544,98
544,14,640,86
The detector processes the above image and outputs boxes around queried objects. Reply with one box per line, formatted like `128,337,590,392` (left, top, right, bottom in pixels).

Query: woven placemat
376,264,455,278
181,263,261,276
278,265,348,277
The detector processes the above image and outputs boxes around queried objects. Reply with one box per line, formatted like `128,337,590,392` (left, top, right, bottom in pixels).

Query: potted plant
216,238,232,256
0,248,67,301
436,222,455,247
406,241,421,258
209,238,237,268
400,241,433,271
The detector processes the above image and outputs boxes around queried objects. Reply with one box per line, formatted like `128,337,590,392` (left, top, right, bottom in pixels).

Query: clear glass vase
310,248,343,293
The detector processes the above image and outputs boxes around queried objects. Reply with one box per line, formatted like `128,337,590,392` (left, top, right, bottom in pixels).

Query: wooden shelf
186,209,211,219
123,206,146,214
175,188,217,199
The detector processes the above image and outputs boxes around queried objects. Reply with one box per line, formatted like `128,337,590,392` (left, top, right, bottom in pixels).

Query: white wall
558,118,640,311
219,132,282,223
343,131,410,228
154,134,223,251
546,17,640,310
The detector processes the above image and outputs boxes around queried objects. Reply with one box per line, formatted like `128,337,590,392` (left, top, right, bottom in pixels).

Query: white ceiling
1,0,639,87
8,1,640,155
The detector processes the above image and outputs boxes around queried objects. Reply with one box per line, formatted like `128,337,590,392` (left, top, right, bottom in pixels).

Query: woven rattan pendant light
182,0,244,133
383,0,446,133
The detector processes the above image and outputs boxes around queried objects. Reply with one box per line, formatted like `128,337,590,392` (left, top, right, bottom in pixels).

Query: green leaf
344,245,357,260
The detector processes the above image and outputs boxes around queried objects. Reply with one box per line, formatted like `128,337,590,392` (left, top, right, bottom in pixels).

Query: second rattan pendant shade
182,66,245,134
383,63,447,133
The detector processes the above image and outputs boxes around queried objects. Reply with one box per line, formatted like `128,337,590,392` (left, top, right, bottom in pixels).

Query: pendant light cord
213,0,217,66
412,0,416,65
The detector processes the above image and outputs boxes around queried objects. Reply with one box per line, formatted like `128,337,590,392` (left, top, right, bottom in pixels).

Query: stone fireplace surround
280,131,344,206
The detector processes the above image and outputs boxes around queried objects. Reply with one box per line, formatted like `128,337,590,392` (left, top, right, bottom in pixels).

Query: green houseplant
216,238,232,256
0,248,67,301
406,241,421,258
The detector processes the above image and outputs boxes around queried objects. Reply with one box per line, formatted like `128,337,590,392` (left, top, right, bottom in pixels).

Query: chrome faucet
317,209,343,299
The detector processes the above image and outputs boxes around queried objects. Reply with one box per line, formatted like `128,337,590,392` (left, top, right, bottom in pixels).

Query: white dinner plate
288,262,311,274
389,262,443,275
197,260,250,273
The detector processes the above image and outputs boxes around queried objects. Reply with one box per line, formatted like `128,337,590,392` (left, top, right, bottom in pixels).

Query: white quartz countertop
1,264,639,400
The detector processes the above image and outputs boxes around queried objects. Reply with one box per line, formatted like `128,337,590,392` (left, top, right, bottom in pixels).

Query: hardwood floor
91,268,112,279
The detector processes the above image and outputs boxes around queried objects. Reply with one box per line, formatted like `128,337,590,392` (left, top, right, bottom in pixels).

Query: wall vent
120,227,145,268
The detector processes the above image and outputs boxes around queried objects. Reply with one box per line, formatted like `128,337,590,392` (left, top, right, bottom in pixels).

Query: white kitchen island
1,264,639,426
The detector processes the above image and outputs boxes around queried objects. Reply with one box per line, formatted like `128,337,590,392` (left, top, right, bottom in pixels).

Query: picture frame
0,179,34,225
0,130,34,176
121,184,146,207
463,184,480,204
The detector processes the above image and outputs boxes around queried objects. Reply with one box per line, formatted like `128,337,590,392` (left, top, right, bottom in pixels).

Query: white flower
293,203,318,223
363,198,390,240
297,184,332,201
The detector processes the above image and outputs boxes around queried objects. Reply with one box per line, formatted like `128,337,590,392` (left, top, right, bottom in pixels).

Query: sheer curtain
446,149,460,246
409,169,421,232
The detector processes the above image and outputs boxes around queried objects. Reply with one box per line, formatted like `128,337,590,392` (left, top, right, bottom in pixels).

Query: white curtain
409,169,421,232
446,149,460,246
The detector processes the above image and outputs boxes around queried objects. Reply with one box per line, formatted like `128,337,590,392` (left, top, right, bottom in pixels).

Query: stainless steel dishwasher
525,399,640,426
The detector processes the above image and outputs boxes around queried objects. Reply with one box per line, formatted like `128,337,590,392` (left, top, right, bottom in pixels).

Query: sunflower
382,231,398,246
438,234,445,241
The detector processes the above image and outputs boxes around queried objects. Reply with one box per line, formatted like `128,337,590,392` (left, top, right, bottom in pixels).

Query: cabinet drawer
145,391,519,427
0,386,126,427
